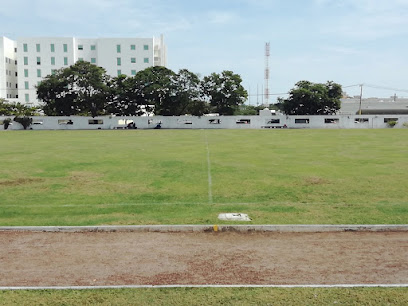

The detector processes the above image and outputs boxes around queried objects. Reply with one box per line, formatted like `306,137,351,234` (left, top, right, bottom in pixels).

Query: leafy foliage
13,116,33,130
37,64,247,116
37,62,110,117
279,81,342,115
202,71,248,115
0,98,38,116
3,118,11,130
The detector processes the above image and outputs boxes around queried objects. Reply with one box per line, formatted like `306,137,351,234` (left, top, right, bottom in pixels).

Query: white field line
1,201,408,208
204,132,213,204
1,284,408,290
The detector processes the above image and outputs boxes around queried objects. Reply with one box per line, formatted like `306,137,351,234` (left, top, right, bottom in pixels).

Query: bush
387,120,397,127
3,118,11,130
13,116,33,130
403,122,408,128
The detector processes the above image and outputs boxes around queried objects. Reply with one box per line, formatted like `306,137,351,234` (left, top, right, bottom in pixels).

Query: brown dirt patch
0,178,43,186
0,231,407,287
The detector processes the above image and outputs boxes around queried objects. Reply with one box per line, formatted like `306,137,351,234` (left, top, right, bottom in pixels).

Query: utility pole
264,42,270,107
358,84,363,115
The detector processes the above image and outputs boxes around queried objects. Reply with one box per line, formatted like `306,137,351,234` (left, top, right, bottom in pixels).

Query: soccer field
1,129,407,225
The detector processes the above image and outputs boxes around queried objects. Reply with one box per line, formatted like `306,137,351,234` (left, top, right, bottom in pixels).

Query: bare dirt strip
0,231,407,287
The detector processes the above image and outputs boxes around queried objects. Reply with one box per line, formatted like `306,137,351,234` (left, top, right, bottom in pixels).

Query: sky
1,0,408,103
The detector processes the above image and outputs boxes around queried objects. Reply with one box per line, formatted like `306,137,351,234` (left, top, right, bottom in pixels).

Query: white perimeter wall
1,114,408,130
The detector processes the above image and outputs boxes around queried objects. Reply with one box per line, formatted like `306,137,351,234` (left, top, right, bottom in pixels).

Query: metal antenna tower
264,42,270,107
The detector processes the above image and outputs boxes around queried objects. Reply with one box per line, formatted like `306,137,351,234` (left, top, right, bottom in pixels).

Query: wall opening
58,119,74,125
325,118,339,124
209,119,221,124
295,119,309,124
355,118,369,123
236,119,251,124
88,119,103,125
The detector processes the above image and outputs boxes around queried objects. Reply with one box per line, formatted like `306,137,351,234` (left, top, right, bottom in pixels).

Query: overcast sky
2,0,408,103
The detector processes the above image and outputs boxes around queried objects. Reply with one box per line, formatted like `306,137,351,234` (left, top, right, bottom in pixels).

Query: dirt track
0,231,407,287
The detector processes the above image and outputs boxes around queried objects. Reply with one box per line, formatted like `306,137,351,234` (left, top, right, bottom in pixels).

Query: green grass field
1,287,408,305
1,129,408,225
2,129,408,304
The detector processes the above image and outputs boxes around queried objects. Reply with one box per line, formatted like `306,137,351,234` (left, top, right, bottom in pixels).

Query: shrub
387,120,397,127
403,122,408,128
3,118,11,130
13,116,33,130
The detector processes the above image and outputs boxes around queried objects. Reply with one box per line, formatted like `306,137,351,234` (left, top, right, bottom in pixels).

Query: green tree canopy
36,63,248,117
37,61,110,117
279,81,342,115
202,71,248,115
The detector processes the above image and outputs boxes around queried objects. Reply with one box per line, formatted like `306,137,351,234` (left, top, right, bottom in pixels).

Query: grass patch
1,129,408,225
1,288,408,305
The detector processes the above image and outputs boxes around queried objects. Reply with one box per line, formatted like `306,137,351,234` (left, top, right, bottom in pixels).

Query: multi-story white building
0,35,167,106
0,37,18,101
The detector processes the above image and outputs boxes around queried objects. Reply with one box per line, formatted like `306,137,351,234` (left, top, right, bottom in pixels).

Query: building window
24,57,28,65
117,70,122,76
117,57,121,66
131,70,136,75
144,58,149,63
24,69,29,77
64,57,68,65
51,69,57,75
63,44,68,52
91,58,96,64
131,57,136,63
15,60,17,65
37,69,41,77
144,45,149,50
78,45,83,50
51,57,55,65
14,47,17,53
36,44,41,52
384,118,398,123
24,81,29,89
37,57,41,65
91,45,96,50
25,94,29,102
324,118,339,124
37,81,42,86
51,44,55,52
23,43,28,52
117,44,121,53
78,58,83,61
130,44,136,50
266,119,280,124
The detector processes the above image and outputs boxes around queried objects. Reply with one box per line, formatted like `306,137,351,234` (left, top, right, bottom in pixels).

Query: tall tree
134,66,178,116
202,71,248,115
279,81,342,115
174,69,207,116
37,62,110,117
